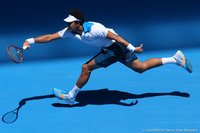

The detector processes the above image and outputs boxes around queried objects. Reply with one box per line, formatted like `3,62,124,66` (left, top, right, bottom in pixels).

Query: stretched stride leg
126,50,192,73
53,59,101,105
126,58,163,73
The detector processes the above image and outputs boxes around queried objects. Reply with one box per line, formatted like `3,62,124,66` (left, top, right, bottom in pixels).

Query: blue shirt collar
83,22,94,34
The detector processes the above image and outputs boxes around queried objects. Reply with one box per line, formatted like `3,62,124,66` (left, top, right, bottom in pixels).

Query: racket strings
8,46,22,63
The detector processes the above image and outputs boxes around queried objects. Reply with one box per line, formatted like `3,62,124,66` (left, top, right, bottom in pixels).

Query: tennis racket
7,45,28,63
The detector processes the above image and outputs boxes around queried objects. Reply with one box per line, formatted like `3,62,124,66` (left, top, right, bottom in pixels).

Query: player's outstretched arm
23,32,61,49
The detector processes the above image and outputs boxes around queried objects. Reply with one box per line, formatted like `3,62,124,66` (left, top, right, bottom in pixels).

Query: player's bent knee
82,64,92,73
82,64,89,71
132,65,147,74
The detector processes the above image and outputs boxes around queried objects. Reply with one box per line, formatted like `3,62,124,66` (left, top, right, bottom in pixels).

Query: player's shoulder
87,21,107,31
83,21,105,34
92,21,105,27
84,21,105,27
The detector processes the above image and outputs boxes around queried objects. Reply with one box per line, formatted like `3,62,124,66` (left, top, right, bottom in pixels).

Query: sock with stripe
69,85,81,99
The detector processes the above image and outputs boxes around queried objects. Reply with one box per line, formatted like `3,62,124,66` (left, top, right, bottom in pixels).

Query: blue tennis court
0,48,199,133
1,0,200,132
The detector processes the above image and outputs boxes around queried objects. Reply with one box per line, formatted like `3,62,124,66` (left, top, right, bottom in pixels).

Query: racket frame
7,45,24,63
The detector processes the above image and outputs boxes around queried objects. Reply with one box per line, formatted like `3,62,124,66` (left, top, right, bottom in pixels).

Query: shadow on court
1,94,55,124
52,88,190,107
2,88,190,124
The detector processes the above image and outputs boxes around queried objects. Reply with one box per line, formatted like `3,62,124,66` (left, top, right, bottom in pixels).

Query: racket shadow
2,94,55,124
52,88,190,108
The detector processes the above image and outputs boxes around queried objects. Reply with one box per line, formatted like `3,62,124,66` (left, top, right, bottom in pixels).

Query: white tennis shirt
58,22,116,48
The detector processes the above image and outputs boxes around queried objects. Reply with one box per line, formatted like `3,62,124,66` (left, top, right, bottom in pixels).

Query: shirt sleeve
58,27,73,38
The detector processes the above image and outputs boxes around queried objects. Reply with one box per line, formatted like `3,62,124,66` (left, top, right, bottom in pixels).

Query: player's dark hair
69,9,84,25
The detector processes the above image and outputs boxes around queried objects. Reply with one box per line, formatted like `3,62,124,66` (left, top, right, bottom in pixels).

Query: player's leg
53,59,101,105
67,59,101,101
75,59,101,89
53,45,119,104
126,58,163,73
126,50,192,73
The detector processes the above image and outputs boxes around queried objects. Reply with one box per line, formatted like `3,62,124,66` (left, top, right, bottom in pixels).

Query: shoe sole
177,50,193,73
184,59,193,73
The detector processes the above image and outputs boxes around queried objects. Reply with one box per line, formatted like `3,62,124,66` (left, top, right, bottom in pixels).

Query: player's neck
77,25,83,35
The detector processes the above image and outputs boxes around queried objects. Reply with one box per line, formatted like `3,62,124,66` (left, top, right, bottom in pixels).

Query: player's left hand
134,44,143,53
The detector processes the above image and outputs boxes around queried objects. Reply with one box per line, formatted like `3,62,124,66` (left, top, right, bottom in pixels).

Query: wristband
126,43,135,52
26,38,35,44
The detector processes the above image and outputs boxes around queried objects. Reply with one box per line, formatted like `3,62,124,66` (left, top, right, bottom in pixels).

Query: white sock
69,85,80,99
162,57,176,65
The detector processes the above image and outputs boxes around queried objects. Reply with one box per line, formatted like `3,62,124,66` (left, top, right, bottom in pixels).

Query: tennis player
23,9,193,105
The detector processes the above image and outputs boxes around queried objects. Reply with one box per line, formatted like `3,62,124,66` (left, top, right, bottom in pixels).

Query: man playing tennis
23,9,192,105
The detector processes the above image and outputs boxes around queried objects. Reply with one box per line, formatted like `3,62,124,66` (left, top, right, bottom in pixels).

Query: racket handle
23,46,28,50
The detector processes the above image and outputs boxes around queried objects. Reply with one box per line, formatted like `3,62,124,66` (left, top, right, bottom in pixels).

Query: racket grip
23,46,28,50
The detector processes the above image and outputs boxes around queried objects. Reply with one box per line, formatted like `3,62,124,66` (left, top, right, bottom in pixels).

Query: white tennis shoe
173,50,193,73
53,88,75,105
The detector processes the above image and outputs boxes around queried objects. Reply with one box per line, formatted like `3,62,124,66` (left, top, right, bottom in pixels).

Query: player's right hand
23,41,31,49
134,44,143,53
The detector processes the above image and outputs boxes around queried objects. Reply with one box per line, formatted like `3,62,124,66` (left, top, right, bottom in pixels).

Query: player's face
67,21,79,33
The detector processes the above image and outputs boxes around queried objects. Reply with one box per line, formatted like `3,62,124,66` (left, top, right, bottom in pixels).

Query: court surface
0,48,199,133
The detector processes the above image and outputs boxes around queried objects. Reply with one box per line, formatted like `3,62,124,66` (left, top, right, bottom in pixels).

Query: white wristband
126,43,135,52
26,38,35,44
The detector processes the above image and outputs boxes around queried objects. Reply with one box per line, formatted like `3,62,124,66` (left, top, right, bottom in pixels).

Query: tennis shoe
173,50,193,73
53,88,75,105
